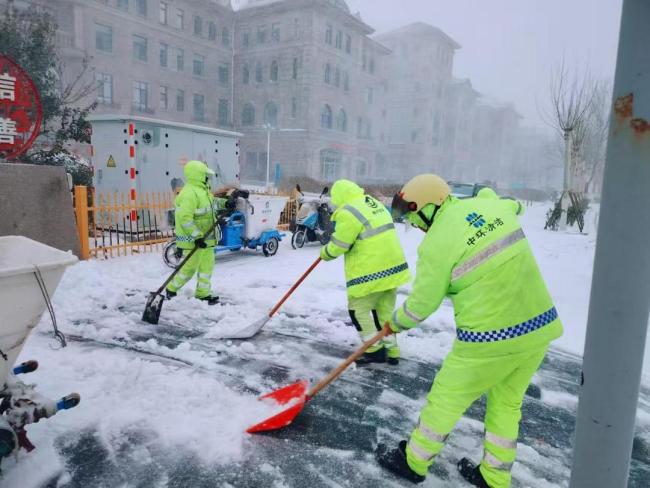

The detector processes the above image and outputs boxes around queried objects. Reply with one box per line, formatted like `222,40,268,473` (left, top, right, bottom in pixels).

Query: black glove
194,237,207,248
237,189,250,199
225,198,236,210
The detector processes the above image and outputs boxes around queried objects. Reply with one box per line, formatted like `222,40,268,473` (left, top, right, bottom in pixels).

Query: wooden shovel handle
307,325,390,399
268,257,322,318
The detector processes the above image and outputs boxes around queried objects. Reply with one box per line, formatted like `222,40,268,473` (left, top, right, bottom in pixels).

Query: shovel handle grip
307,325,390,399
268,258,322,318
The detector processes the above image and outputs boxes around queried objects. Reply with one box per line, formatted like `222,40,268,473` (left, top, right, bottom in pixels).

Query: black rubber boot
355,347,386,365
457,458,490,488
376,440,426,484
197,295,219,305
165,289,177,300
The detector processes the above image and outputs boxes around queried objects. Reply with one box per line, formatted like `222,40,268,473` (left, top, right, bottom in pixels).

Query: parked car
448,181,489,199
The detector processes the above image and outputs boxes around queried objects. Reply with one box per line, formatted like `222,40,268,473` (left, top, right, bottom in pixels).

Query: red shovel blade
246,380,309,433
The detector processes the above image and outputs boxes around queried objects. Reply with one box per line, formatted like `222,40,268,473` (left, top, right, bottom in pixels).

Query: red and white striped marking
128,123,137,221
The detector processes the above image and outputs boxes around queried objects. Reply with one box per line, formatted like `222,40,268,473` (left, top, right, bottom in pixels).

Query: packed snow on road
4,204,650,487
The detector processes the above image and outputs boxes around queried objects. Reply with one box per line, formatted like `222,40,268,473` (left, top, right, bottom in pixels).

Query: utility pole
570,0,650,486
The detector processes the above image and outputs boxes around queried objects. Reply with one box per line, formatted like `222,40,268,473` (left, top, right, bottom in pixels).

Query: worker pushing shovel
318,179,411,365
142,160,235,324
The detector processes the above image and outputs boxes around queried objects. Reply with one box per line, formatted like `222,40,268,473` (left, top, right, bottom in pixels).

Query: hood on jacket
184,160,215,186
330,179,364,208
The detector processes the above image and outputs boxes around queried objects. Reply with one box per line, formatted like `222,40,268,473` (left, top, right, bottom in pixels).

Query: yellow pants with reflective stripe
406,346,547,488
166,248,215,298
348,289,399,357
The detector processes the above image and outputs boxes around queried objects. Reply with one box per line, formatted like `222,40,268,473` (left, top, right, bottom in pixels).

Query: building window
132,81,148,111
343,72,349,91
325,24,332,45
208,22,217,41
175,8,184,30
257,25,267,44
255,63,263,83
271,23,280,42
159,1,167,24
176,89,185,112
270,60,279,82
222,27,231,47
218,99,229,126
95,23,113,53
193,94,205,121
160,85,168,110
133,35,148,62
336,109,347,132
293,18,299,38
193,54,205,77
324,63,331,84
175,48,184,71
263,102,278,128
218,63,229,86
292,58,298,79
96,73,113,105
320,149,341,181
321,104,332,129
243,64,250,84
411,130,419,143
193,16,202,36
243,30,251,47
335,30,342,49
362,53,367,70
355,160,366,178
369,58,375,74
432,111,441,146
117,0,128,11
366,87,373,105
291,97,298,118
356,117,363,138
242,103,255,126
135,0,147,17
345,34,351,53
159,42,168,68
334,68,340,87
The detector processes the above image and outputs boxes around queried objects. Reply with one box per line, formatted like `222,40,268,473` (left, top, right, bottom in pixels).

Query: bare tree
541,59,597,194
581,81,612,194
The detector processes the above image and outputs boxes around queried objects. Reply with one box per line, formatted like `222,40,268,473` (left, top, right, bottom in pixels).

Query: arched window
255,62,263,83
270,60,279,82
264,101,278,127
320,149,341,181
324,63,331,84
321,104,332,129
243,64,250,84
334,68,340,87
242,103,255,126
336,109,347,132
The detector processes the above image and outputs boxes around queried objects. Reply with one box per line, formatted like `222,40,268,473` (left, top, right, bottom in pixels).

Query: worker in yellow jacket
376,175,562,488
320,179,411,364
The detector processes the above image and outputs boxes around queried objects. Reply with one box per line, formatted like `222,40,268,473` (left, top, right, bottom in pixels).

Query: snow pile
3,201,649,486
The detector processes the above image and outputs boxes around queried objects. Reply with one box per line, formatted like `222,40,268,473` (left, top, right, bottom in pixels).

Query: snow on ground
3,201,650,487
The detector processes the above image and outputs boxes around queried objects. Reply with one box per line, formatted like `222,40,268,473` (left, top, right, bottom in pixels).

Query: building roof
234,0,350,12
375,22,461,50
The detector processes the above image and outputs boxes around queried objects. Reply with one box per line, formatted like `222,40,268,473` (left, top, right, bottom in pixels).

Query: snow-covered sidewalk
4,203,650,487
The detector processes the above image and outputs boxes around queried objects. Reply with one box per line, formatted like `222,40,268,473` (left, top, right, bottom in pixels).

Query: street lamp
261,124,307,192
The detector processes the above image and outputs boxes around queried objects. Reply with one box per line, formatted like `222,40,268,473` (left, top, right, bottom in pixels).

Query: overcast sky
347,0,623,130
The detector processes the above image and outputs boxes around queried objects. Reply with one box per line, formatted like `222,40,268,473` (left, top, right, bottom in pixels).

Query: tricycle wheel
163,240,182,269
263,237,279,257
291,230,306,249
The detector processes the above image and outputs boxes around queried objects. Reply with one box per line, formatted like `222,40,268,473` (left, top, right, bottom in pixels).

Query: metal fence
73,185,298,259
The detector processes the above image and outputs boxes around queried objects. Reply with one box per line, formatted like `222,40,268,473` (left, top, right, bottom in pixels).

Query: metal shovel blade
142,292,164,325
224,315,270,340
246,380,309,433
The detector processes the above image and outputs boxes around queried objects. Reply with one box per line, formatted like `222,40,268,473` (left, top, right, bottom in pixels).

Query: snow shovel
226,257,322,339
246,325,390,433
142,221,219,325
